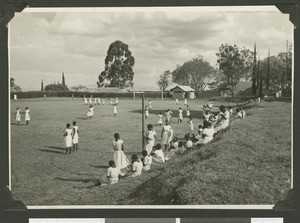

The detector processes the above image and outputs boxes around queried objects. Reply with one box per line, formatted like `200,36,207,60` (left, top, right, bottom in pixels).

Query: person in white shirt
113,104,117,116
215,105,230,133
107,160,124,184
129,155,143,177
152,143,165,163
197,122,215,145
235,108,243,119
141,150,152,171
112,133,130,169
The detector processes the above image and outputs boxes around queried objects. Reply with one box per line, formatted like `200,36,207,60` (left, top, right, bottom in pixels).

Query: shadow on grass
46,146,66,151
76,117,89,120
37,149,64,154
90,165,108,169
129,109,204,120
11,123,25,126
55,177,101,189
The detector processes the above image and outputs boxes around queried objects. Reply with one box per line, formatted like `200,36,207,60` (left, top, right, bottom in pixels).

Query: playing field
11,97,227,205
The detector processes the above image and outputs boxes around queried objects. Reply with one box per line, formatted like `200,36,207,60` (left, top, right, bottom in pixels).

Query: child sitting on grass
203,110,211,122
152,143,165,163
196,122,215,145
174,141,186,155
128,155,143,178
141,150,152,171
107,160,125,185
235,108,243,119
185,133,193,150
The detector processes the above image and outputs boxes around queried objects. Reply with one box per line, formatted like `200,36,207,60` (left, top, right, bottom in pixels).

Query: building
169,85,196,99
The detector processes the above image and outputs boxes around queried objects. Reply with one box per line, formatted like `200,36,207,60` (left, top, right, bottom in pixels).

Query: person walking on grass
161,120,173,151
72,121,79,151
25,107,30,125
15,107,21,125
64,123,73,154
112,133,130,169
178,107,183,123
113,104,117,116
145,105,149,119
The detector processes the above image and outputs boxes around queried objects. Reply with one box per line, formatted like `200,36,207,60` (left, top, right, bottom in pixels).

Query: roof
164,83,178,91
170,85,195,92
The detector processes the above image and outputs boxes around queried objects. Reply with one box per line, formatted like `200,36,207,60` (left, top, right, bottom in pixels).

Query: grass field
10,97,291,205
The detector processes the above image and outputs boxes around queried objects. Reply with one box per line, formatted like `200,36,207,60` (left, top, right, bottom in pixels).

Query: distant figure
186,105,191,118
141,150,152,171
235,108,242,119
94,97,97,105
175,98,178,105
71,94,74,100
144,124,156,155
187,116,194,133
84,97,87,105
13,94,17,101
158,112,163,126
72,121,79,151
102,98,105,105
112,133,130,169
109,98,112,105
87,105,94,119
113,104,117,116
145,105,149,119
15,107,21,124
161,120,173,151
97,97,101,105
89,97,92,105
115,97,119,105
208,101,213,109
148,100,152,110
184,98,188,105
43,94,46,100
25,107,30,125
228,106,233,116
178,107,183,123
107,160,124,185
64,123,73,154
241,107,246,119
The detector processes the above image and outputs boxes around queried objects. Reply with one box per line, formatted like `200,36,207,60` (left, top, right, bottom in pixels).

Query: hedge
10,91,171,99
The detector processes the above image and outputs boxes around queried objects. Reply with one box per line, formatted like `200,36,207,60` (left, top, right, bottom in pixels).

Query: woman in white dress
25,107,30,125
144,124,156,155
15,107,21,124
161,120,173,151
115,97,119,105
186,105,191,118
72,121,79,151
102,98,105,105
97,97,101,105
84,97,87,105
112,133,130,169
64,123,73,154
113,104,117,116
87,105,94,119
145,106,149,119
175,98,178,105
215,105,230,133
178,107,183,123
89,97,92,105
184,98,188,105
148,100,152,110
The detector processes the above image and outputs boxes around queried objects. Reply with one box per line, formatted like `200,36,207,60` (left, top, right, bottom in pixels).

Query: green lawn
10,98,291,205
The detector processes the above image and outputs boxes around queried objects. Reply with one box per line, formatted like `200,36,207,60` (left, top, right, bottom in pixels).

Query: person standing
112,133,130,169
64,123,73,154
72,121,79,151
15,107,21,125
25,107,30,125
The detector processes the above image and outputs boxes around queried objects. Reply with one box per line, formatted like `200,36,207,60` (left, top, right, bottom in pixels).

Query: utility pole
142,93,145,151
252,43,257,95
266,49,270,93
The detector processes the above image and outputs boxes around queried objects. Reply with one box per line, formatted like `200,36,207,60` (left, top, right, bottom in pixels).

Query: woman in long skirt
25,107,30,125
72,121,79,151
15,107,21,124
64,123,73,154
161,120,173,151
112,133,130,169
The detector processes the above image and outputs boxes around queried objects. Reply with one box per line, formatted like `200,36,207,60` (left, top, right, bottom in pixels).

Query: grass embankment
90,101,291,205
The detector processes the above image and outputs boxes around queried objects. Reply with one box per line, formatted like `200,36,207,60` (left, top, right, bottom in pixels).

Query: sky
9,7,293,91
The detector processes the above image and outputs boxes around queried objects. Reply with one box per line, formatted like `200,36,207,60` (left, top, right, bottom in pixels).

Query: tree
97,40,135,88
172,55,215,96
216,44,253,94
45,83,69,91
251,43,257,95
71,84,87,91
10,77,22,92
156,70,172,91
62,72,66,85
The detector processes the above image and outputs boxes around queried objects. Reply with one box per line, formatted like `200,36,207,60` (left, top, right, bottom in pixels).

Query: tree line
157,42,292,97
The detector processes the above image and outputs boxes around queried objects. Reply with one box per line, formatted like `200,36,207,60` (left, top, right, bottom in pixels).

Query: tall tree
45,83,69,91
251,43,257,95
172,55,215,96
97,40,135,88
41,79,44,91
156,70,172,91
216,44,253,95
62,72,66,85
266,49,270,92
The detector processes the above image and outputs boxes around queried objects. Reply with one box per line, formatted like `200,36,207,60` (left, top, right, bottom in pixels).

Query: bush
45,84,69,91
